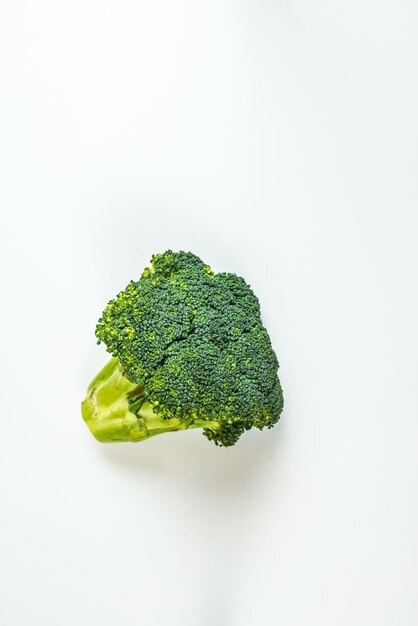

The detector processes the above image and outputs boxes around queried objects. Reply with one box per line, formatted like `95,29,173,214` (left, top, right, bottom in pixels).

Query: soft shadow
96,422,288,623
97,421,285,495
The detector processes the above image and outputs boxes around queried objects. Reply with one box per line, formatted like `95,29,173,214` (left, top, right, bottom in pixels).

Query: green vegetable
82,250,283,446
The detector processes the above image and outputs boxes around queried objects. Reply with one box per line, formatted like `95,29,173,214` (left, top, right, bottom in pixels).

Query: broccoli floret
81,250,283,446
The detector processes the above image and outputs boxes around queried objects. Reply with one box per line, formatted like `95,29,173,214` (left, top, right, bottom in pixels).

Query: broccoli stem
81,358,219,443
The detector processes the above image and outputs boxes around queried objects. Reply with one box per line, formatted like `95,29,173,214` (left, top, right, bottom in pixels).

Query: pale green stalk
81,357,220,443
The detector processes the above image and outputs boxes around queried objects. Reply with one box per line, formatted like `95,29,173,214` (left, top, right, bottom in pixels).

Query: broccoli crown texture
83,250,283,446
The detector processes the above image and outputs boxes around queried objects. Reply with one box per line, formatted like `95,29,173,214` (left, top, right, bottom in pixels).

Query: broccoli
82,250,283,446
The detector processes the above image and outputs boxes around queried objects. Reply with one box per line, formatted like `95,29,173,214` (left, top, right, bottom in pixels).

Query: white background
1,1,417,625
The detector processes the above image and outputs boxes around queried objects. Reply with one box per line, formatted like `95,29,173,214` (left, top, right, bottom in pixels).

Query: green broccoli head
82,250,283,446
